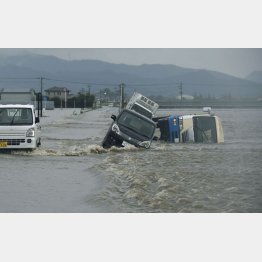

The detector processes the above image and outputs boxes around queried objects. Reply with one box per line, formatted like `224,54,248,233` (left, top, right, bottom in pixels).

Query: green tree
49,97,62,108
67,93,95,108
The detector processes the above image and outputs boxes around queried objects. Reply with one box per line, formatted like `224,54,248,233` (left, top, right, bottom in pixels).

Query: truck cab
156,108,224,144
180,114,224,143
102,109,156,149
0,104,41,150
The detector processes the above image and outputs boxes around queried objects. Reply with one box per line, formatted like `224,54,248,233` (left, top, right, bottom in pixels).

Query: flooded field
0,107,262,212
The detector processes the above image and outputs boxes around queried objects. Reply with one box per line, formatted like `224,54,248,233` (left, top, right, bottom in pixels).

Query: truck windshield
118,111,155,139
0,108,33,126
131,104,153,119
193,116,217,143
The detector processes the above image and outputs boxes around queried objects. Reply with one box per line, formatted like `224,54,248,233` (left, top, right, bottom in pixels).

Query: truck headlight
138,140,151,149
112,123,120,134
26,128,35,137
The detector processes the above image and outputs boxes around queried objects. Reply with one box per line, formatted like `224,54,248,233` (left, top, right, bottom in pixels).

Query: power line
126,82,181,87
0,76,260,88
43,77,118,87
0,77,40,80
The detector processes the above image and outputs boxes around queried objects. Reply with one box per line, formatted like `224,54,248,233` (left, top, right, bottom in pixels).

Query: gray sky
1,1,261,80
1,48,262,78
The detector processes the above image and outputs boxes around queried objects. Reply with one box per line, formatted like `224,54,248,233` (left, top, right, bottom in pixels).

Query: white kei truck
0,104,41,151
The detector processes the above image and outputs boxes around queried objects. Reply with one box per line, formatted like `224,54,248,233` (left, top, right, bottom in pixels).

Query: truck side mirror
111,115,116,121
35,117,40,123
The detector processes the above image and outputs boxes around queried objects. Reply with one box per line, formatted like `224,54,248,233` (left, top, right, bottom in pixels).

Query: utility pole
85,87,87,108
37,92,42,118
64,88,67,108
40,77,43,116
179,81,183,103
119,83,125,112
0,88,4,100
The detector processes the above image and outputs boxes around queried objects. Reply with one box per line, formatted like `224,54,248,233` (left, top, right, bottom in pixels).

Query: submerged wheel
37,138,41,147
102,132,123,149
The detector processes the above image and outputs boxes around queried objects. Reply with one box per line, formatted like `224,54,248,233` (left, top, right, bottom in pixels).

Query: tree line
49,93,96,108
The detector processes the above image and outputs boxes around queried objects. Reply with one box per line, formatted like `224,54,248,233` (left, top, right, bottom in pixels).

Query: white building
45,86,70,101
0,90,54,110
0,90,36,104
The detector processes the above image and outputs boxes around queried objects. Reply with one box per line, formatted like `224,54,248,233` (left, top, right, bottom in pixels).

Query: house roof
45,86,70,92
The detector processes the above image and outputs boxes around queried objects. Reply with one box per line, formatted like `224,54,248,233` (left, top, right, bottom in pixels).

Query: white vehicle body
126,92,159,119
156,107,224,144
0,104,41,150
179,113,224,143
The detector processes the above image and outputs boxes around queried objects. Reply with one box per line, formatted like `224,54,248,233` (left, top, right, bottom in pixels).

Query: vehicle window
0,108,33,125
118,111,155,139
131,104,152,119
193,116,217,143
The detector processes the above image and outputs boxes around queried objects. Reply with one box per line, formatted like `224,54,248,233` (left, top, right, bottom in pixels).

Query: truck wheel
102,132,123,149
37,138,41,147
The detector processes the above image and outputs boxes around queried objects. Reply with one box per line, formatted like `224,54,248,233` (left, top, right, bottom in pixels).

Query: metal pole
119,83,125,112
0,88,4,100
40,77,43,116
122,83,125,109
84,87,87,108
64,88,67,108
179,81,183,103
37,92,42,118
119,84,122,112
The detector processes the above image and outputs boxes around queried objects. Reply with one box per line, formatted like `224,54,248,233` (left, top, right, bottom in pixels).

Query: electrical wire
0,76,259,89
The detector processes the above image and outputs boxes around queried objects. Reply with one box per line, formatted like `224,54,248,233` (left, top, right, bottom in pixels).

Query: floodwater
0,107,261,212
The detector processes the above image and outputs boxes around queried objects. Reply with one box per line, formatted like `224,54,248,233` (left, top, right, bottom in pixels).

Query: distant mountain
0,54,262,98
246,71,262,84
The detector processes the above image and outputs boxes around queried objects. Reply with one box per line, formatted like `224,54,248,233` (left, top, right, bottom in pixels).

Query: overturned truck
102,93,224,149
155,107,224,144
102,92,158,149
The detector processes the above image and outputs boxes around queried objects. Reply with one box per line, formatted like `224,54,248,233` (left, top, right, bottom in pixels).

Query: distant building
0,90,36,105
175,94,194,101
0,89,54,110
45,86,70,101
